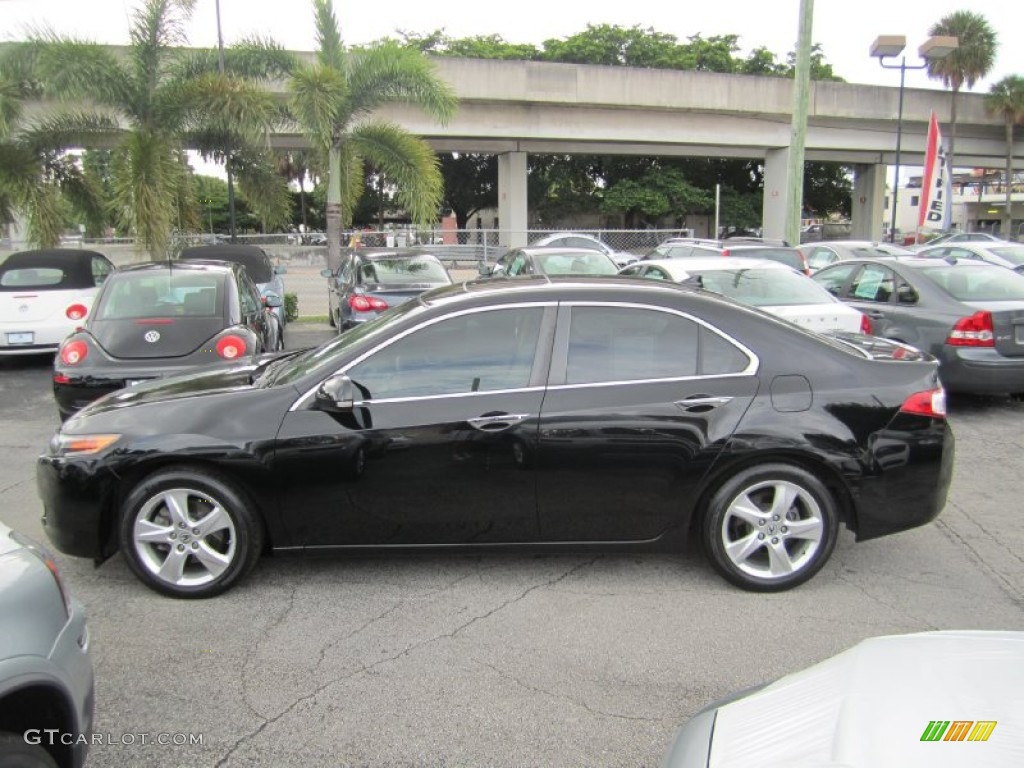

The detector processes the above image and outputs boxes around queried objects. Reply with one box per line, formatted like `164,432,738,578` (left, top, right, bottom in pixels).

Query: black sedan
320,249,452,331
38,277,952,598
52,261,282,419
812,256,1024,395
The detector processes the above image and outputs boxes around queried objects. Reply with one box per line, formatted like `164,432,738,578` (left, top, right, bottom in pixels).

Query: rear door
535,302,759,542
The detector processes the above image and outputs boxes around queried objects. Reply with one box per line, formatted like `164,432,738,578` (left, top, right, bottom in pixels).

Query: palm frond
10,38,131,109
18,111,124,154
128,0,195,102
165,72,280,145
233,151,294,231
109,131,182,257
173,38,297,82
350,121,444,225
346,43,457,123
288,64,348,151
312,0,345,71
927,10,997,91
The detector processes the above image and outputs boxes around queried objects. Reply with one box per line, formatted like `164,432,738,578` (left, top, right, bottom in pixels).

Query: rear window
729,248,805,271
697,267,834,307
96,273,225,319
919,265,1024,301
360,257,451,285
988,246,1024,266
535,251,618,276
0,267,69,289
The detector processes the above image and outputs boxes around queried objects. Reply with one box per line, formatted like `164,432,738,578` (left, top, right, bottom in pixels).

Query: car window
732,247,805,272
347,307,545,400
358,257,450,285
618,265,644,277
91,257,113,286
535,252,617,276
565,306,701,384
811,263,859,297
96,273,224,319
505,253,530,276
945,247,983,261
0,267,66,288
919,265,1024,301
644,266,671,281
806,247,838,271
850,265,896,302
238,273,260,314
697,267,833,307
988,246,1024,265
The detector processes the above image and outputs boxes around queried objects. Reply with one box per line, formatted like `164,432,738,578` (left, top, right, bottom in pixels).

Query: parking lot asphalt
1,348,1022,766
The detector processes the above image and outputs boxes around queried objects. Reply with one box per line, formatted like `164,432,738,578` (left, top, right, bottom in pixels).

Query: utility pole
786,0,814,247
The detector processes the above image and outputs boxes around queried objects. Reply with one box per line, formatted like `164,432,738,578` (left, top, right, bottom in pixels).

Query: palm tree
275,150,318,236
0,64,107,246
984,75,1024,238
5,0,292,258
927,10,998,174
288,0,457,270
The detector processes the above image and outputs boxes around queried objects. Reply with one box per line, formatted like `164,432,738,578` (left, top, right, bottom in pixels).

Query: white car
916,241,1024,272
0,249,115,355
619,257,871,334
663,631,1024,768
530,232,638,268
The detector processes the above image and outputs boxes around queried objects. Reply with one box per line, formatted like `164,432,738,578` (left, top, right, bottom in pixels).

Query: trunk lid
90,317,229,359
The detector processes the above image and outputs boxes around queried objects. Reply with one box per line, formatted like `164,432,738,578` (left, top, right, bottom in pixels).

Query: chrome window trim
290,301,555,411
348,385,548,407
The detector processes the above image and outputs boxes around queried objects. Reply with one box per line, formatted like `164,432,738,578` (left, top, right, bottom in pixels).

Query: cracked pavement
1,356,1022,767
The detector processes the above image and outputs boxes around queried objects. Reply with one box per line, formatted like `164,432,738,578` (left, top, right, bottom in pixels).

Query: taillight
59,340,88,366
900,388,947,418
860,313,873,335
947,311,994,347
720,249,730,258
66,303,88,321
215,335,247,359
349,295,389,312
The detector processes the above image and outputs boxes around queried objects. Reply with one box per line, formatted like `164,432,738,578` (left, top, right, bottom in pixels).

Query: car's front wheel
119,467,263,598
0,732,59,768
702,463,838,591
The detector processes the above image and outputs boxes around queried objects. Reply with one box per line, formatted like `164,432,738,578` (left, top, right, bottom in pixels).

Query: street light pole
871,35,958,243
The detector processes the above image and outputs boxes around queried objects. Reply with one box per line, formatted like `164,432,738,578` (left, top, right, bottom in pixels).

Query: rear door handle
675,396,733,411
467,413,529,432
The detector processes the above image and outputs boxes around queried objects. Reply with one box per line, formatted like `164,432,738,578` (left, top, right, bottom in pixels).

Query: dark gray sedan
321,249,452,331
812,256,1024,395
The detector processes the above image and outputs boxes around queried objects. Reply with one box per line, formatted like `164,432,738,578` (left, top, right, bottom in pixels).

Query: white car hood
767,303,863,333
709,631,1024,768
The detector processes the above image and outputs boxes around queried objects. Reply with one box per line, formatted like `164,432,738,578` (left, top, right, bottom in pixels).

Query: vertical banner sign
919,112,951,230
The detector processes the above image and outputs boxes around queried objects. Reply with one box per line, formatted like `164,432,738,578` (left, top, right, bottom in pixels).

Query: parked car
913,231,1006,249
320,249,452,331
803,240,917,272
52,261,282,420
662,630,1022,768
618,257,871,334
0,249,115,356
479,247,619,278
179,244,288,330
799,221,852,243
529,232,638,268
641,238,810,275
0,519,93,768
916,241,1024,272
812,257,1024,395
38,276,952,598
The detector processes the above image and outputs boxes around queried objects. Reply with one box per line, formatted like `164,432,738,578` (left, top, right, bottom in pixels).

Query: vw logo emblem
144,330,161,343
18,304,29,313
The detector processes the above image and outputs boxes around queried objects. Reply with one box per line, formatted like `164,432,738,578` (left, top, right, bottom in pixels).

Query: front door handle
467,413,529,432
675,395,733,412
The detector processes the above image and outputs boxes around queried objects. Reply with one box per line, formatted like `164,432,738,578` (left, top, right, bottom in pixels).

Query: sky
2,0,1020,92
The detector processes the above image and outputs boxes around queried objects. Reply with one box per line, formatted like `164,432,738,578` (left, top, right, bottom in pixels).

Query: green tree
927,10,998,173
288,0,457,270
984,75,1024,237
6,0,291,257
439,153,497,234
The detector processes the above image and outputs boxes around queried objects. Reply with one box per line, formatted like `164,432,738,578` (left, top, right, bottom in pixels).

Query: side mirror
275,265,288,275
315,373,355,412
262,292,283,308
320,268,334,278
478,262,495,277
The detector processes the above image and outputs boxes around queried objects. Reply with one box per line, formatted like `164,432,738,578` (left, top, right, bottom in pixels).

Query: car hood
705,631,1024,768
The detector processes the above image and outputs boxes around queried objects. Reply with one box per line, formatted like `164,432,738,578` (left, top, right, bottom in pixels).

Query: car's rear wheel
702,464,838,591
119,467,263,598
0,732,59,768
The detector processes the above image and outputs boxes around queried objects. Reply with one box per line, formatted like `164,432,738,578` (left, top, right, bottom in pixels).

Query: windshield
360,257,451,285
697,268,835,307
919,265,1024,301
265,298,427,386
730,247,804,271
988,246,1024,266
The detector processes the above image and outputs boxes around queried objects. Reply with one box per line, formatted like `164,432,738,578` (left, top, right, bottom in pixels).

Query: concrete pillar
498,151,528,247
851,164,886,241
762,148,791,242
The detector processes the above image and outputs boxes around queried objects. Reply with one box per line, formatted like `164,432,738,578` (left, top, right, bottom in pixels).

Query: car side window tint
238,274,260,314
807,247,837,271
700,327,750,375
850,265,896,303
646,267,670,281
348,307,545,400
91,257,113,286
812,263,859,297
565,307,698,384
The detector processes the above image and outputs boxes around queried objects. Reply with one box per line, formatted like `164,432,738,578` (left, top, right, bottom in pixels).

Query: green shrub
284,293,299,322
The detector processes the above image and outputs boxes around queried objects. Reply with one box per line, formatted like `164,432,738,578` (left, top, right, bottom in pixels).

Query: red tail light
349,295,389,312
947,311,994,347
900,388,947,418
59,340,88,366
65,303,88,321
215,335,247,359
720,249,730,258
860,313,873,335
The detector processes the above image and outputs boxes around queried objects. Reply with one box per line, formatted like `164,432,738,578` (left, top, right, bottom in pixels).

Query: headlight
49,433,122,456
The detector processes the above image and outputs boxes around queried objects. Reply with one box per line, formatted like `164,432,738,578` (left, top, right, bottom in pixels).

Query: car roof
116,260,236,276
179,244,273,282
634,257,787,273
2,248,108,265
822,256,995,270
516,247,614,257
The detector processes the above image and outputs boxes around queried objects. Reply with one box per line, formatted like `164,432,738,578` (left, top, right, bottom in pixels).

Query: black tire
118,467,264,598
702,463,838,592
0,732,59,768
